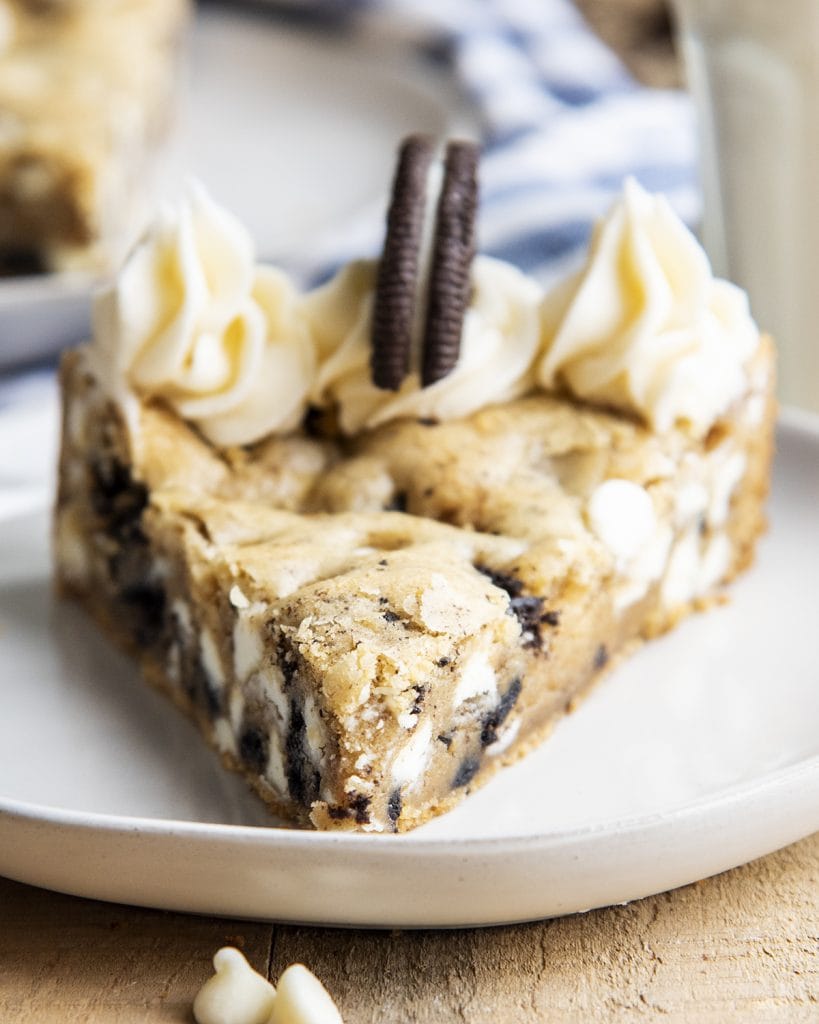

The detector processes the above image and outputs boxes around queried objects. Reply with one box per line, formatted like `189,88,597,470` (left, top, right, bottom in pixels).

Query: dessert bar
0,0,188,275
55,140,775,831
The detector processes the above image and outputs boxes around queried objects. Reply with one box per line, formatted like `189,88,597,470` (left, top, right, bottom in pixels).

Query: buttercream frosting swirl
92,181,314,446
304,255,544,434
93,178,761,447
538,178,760,436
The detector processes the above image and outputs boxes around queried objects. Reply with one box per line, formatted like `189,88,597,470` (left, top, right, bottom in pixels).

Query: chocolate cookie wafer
370,134,435,391
422,140,480,387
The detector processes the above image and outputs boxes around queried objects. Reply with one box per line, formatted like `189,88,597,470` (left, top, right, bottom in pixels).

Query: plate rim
1,752,818,854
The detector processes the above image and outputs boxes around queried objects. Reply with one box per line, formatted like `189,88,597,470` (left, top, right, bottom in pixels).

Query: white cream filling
256,664,289,729
199,626,226,692
453,652,499,706
392,720,432,789
485,717,521,757
171,598,192,637
265,727,287,795
233,608,266,682
229,688,245,733
302,692,326,770
408,158,445,361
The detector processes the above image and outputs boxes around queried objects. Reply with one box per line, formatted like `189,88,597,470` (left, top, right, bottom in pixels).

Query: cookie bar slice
55,336,774,832
0,0,188,274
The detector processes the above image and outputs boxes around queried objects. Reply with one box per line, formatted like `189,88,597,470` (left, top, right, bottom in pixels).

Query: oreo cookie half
370,134,435,391
421,140,480,387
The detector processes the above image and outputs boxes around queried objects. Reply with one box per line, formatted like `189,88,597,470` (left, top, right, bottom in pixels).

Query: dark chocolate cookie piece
421,139,480,386
371,134,435,391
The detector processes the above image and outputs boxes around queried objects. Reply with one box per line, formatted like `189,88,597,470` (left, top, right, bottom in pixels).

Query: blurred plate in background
0,3,474,372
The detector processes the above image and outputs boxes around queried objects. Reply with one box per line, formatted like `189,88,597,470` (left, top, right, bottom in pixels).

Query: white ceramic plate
0,398,818,928
0,4,472,371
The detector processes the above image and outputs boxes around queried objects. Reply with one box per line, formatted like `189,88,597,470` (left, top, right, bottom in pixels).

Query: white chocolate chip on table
193,947,342,1024
270,965,344,1024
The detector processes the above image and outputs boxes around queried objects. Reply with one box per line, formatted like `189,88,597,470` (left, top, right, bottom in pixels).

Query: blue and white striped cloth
300,0,698,287
0,0,697,408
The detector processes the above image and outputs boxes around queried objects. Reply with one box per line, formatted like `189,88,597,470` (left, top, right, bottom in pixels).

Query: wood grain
1,833,817,1023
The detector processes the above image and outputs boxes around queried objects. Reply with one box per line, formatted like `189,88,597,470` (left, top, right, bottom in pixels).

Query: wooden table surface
1,832,817,1023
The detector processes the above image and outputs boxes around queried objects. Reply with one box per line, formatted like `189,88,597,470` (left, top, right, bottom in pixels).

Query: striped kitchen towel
296,0,698,287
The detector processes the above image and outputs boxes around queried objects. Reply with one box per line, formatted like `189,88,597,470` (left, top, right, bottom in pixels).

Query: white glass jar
674,0,819,411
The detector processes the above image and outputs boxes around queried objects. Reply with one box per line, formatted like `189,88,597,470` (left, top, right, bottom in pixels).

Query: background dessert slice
0,0,188,275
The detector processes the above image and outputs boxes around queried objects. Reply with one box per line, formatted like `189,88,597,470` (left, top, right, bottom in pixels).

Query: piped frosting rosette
92,181,315,446
92,153,761,448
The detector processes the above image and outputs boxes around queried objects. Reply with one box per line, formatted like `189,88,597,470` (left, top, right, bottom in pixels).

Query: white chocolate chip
453,652,498,706
193,947,276,1024
172,599,193,637
200,627,226,690
230,585,251,609
233,614,265,681
485,717,521,757
586,479,657,564
212,718,237,758
391,720,432,788
707,451,746,528
269,964,343,1024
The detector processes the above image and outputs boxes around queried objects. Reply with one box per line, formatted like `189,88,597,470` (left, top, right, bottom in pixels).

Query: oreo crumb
378,559,388,567
327,805,349,821
0,247,46,277
437,732,453,748
383,610,400,623
91,458,148,538
437,657,451,667
181,651,221,719
594,644,609,670
276,636,299,688
349,793,371,825
541,610,560,627
120,581,166,648
481,677,522,747
239,725,269,774
285,700,320,806
385,490,408,512
410,685,426,715
474,564,524,598
303,405,326,438
510,595,546,649
387,788,403,827
452,756,480,789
